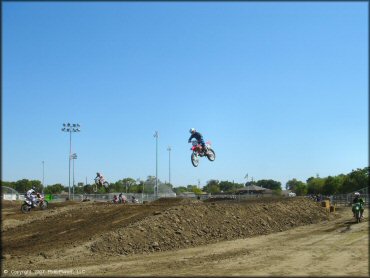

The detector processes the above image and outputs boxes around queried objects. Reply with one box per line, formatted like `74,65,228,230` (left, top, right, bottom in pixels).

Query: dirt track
1,197,368,276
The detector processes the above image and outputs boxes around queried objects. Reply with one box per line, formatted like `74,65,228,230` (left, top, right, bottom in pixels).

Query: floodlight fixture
61,123,81,200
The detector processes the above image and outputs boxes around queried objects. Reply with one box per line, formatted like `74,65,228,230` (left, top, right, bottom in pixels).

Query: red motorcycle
190,140,216,167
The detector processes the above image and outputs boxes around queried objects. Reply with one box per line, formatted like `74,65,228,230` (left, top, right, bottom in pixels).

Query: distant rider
119,193,127,204
113,195,118,204
25,186,38,207
131,195,138,203
188,128,207,153
352,192,365,218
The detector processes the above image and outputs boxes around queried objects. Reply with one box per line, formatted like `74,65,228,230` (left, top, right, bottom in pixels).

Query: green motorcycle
352,202,364,223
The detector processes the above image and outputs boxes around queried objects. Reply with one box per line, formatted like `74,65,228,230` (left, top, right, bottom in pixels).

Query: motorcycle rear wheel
191,153,199,167
103,182,110,192
21,204,31,214
207,149,216,161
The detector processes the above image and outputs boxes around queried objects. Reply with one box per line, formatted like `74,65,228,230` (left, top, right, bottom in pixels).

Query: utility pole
42,161,45,189
153,131,159,198
71,153,77,200
167,146,171,186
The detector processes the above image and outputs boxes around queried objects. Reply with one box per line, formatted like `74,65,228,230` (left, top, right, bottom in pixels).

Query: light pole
71,153,77,200
167,146,171,186
42,161,45,190
125,180,133,194
153,131,158,198
61,123,80,200
137,178,143,203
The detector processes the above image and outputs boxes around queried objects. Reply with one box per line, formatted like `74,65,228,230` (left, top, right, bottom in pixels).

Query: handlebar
189,140,198,146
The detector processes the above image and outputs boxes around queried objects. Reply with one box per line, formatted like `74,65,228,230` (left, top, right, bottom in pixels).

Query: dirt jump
1,197,368,276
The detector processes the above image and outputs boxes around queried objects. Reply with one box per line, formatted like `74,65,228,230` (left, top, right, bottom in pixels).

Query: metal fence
36,192,177,203
331,194,369,207
4,190,369,207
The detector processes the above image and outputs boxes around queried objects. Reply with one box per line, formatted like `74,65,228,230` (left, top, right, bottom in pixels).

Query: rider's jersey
26,189,36,198
96,174,104,182
353,197,364,204
188,132,203,143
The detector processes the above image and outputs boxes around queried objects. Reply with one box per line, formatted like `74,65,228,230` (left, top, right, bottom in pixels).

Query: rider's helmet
96,172,101,177
354,192,360,196
189,128,196,134
32,186,36,191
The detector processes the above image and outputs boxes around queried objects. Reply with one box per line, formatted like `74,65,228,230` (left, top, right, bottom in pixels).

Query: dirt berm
91,197,329,255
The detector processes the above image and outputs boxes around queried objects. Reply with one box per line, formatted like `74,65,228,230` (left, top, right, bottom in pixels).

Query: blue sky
2,2,368,189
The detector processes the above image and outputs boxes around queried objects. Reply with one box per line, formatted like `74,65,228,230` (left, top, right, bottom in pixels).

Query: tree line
285,167,369,196
1,167,368,196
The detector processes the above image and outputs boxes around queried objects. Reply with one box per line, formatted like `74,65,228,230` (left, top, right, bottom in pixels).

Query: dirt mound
151,197,202,205
1,200,23,208
91,198,329,255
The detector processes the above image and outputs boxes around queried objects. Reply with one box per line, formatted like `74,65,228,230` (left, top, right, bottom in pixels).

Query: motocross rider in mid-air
188,128,207,153
95,172,105,186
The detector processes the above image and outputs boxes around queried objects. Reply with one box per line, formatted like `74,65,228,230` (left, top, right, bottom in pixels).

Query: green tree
256,179,282,190
173,186,187,195
83,184,94,194
286,178,301,191
295,182,308,196
306,177,325,194
143,176,156,194
111,180,125,193
1,181,16,189
245,181,257,186
14,179,43,193
185,185,203,195
322,176,341,195
44,184,64,194
340,167,369,193
203,180,220,194
217,180,244,193
286,179,307,195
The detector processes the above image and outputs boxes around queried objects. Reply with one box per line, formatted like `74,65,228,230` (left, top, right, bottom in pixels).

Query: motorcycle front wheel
40,200,48,210
93,183,98,193
207,149,216,161
191,153,199,167
356,211,361,223
21,204,31,214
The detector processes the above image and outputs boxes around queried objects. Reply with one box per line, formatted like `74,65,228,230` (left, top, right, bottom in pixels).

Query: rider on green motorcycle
352,192,365,219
